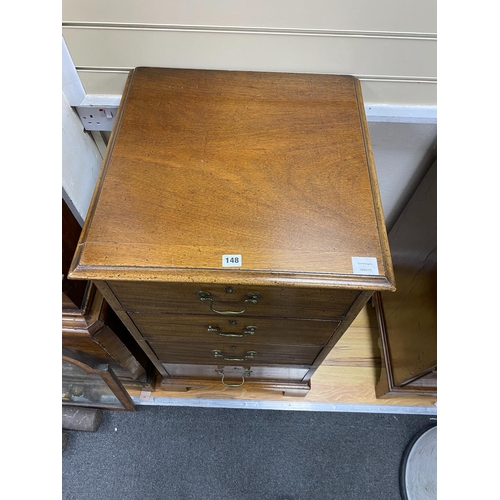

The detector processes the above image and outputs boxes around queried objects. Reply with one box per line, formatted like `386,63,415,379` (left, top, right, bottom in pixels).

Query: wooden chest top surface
70,67,394,289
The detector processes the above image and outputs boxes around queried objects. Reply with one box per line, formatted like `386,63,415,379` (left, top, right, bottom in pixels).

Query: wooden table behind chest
69,68,395,396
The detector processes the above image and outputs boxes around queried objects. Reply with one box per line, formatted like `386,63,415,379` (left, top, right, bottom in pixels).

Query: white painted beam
365,104,436,124
62,91,102,221
62,37,86,105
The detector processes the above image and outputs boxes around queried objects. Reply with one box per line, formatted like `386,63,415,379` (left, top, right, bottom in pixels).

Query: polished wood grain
148,339,321,365
110,281,359,319
69,68,394,290
92,280,173,378
129,312,340,345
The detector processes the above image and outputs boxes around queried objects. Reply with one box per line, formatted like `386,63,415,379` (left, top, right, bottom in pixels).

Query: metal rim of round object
400,424,437,500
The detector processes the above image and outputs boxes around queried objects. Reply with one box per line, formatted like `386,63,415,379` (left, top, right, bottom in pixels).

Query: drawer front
162,363,309,383
129,312,340,345
109,282,359,319
148,340,322,366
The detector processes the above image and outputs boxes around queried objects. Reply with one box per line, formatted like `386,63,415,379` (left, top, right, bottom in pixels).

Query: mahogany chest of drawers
69,67,395,396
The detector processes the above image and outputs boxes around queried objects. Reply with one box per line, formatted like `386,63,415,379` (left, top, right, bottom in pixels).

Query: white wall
369,122,436,229
62,0,436,107
62,91,102,223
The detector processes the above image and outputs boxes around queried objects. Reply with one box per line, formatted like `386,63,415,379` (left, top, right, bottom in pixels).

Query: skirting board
132,395,438,415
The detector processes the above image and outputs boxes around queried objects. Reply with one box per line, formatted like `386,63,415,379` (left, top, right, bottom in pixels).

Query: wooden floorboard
127,304,437,411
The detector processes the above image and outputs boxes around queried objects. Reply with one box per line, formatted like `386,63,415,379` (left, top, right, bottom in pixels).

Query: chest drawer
129,312,340,345
162,363,310,383
147,339,322,366
108,282,359,320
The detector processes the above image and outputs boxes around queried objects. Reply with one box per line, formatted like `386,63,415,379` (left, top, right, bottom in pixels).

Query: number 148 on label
222,254,242,267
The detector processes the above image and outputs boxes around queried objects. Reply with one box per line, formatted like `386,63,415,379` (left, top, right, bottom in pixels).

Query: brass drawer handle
208,325,258,338
197,291,262,315
212,350,257,361
215,369,252,387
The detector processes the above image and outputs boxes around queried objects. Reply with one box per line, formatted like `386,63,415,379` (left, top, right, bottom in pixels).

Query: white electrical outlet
76,106,118,131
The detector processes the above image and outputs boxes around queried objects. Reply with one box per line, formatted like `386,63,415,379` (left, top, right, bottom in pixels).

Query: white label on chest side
351,257,379,275
222,254,242,267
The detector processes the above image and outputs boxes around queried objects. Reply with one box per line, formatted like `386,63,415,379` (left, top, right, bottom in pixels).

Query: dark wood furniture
62,349,136,411
63,198,154,398
69,67,395,396
374,161,437,398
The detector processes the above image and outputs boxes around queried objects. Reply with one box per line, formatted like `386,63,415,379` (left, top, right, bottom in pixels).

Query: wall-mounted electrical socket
75,105,119,131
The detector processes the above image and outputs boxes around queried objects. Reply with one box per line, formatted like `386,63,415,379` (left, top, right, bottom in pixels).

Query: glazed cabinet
69,67,395,396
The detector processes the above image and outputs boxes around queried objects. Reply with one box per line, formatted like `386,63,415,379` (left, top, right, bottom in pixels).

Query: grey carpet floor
62,405,435,500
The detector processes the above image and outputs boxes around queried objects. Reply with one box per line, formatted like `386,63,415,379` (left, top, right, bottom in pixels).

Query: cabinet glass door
62,349,135,411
